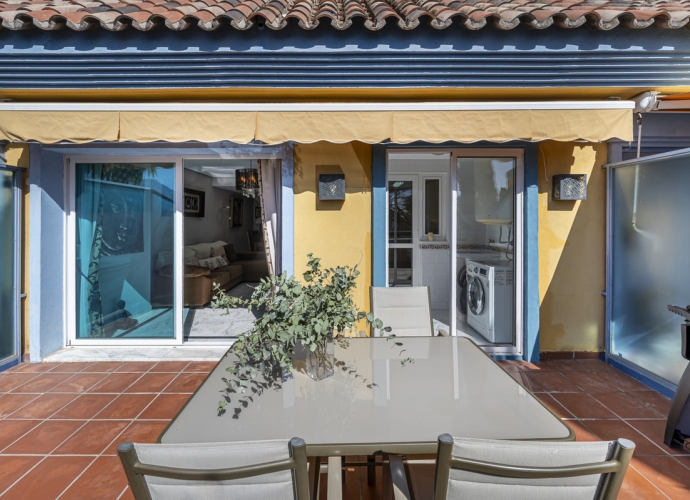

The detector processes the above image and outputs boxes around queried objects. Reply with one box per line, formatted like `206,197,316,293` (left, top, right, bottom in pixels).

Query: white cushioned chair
386,434,635,500
370,286,448,337
118,438,310,500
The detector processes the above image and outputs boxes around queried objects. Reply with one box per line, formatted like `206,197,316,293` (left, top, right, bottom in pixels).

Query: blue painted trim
372,145,387,288
0,358,19,373
28,144,43,362
523,144,540,363
3,26,690,89
281,144,294,277
607,355,676,399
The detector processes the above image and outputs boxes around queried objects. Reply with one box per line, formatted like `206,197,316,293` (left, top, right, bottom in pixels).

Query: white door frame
385,148,524,356
388,174,418,286
65,155,184,346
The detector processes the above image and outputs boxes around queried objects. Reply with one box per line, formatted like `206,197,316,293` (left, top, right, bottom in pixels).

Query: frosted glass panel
0,170,16,362
611,157,690,384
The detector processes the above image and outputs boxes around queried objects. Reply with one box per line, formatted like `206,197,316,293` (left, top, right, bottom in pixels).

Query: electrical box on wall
552,174,587,201
319,174,345,200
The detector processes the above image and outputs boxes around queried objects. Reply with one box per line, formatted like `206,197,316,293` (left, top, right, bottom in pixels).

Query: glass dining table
159,336,573,498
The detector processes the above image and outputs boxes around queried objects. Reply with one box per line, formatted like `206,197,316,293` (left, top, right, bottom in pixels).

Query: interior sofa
157,242,269,307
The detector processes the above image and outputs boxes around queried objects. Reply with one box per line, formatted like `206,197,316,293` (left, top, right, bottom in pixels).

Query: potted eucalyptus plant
212,254,390,383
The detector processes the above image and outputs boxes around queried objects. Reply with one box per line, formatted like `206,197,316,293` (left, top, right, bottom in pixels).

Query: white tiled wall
420,248,451,310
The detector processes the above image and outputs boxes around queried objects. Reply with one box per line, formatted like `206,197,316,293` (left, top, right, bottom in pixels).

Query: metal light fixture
236,167,259,198
552,174,587,201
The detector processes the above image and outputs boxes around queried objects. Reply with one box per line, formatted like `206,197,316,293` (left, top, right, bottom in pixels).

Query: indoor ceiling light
236,168,259,198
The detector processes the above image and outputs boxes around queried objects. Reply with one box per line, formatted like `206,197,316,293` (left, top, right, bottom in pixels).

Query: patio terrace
0,359,687,499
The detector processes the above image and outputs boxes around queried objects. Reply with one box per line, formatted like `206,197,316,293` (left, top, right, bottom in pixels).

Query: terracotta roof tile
1,0,689,30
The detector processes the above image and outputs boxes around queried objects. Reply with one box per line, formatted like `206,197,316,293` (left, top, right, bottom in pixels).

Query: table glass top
160,337,571,448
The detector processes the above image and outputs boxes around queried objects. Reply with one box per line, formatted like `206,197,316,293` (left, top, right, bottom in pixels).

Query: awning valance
0,103,634,144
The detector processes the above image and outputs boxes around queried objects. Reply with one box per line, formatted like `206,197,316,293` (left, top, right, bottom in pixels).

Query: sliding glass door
386,149,523,355
0,167,20,370
70,159,182,343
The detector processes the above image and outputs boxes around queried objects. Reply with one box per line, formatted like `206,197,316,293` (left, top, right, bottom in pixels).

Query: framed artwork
184,188,205,217
254,206,262,225
229,196,243,227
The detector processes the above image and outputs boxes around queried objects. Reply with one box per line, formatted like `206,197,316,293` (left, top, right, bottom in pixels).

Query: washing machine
466,260,514,344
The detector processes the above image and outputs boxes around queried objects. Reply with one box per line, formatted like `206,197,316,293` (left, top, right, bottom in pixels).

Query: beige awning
0,103,633,144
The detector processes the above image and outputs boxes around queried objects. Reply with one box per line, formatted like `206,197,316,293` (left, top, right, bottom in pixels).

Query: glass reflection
75,163,176,339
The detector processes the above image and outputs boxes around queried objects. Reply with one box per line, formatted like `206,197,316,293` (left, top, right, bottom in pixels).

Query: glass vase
306,333,334,381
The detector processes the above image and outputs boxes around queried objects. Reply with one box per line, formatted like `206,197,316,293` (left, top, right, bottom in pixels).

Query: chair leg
309,456,321,500
367,454,376,485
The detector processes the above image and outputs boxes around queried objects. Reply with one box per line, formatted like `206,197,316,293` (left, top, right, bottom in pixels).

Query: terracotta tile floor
0,358,688,499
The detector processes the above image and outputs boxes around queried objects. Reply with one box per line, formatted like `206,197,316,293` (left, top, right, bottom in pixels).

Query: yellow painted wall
538,141,607,352
293,142,373,327
5,144,29,356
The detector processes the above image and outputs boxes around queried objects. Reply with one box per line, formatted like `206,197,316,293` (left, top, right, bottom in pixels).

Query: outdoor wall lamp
552,174,587,200
319,174,346,200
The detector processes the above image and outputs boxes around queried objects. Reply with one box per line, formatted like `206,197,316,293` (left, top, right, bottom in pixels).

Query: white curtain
259,159,281,276
76,165,103,338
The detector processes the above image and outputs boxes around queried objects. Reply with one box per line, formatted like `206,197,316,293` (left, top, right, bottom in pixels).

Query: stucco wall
6,144,29,356
293,142,373,326
538,141,607,353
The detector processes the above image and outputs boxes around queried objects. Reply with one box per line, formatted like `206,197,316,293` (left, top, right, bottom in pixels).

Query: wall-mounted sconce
552,174,587,201
319,174,345,200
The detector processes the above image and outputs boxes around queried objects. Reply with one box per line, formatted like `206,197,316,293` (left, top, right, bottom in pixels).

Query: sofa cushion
223,244,238,263
184,265,210,277
208,271,231,288
216,264,243,282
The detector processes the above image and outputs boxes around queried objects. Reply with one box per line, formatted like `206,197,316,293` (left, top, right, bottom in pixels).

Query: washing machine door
467,276,485,315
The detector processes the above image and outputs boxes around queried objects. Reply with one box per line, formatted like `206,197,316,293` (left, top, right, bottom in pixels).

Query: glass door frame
0,164,22,370
385,148,524,356
65,155,185,346
388,174,418,287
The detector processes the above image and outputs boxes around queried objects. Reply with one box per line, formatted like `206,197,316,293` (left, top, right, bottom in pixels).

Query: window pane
424,179,440,235
0,170,16,361
75,163,176,339
388,181,413,243
456,158,515,346
388,248,413,287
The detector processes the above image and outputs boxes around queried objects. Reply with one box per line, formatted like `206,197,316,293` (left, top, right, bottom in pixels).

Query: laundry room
387,150,521,351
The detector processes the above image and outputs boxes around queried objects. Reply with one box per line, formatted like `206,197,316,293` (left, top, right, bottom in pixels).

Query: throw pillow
197,257,216,270
210,246,226,260
184,256,200,266
197,256,228,270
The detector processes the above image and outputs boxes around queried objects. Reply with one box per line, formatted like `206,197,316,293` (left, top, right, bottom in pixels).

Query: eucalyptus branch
211,254,392,416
